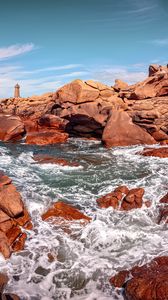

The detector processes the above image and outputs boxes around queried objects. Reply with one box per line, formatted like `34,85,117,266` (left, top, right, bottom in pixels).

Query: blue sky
0,0,168,97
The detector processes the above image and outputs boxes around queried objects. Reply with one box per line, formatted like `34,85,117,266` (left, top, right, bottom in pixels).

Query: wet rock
33,154,79,167
0,114,25,142
138,147,168,158
2,294,20,300
25,130,69,145
158,192,168,224
110,256,168,300
159,193,168,204
0,273,8,293
42,201,91,223
102,110,155,148
0,172,32,258
97,186,145,211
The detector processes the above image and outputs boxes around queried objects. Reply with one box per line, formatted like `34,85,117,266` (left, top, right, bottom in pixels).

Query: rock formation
96,186,148,211
0,64,168,147
0,171,32,258
110,256,168,300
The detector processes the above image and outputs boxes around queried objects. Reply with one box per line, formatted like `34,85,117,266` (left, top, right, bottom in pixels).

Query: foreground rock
25,114,69,145
158,193,168,224
97,186,147,211
110,256,168,300
42,201,91,224
0,171,32,258
33,154,79,167
0,114,25,142
102,110,156,147
138,147,168,158
0,272,20,299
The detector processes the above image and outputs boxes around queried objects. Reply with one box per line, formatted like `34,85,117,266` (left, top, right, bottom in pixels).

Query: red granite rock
138,147,168,158
110,256,168,300
42,201,91,223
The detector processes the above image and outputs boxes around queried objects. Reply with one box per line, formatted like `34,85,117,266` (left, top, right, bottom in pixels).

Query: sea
0,138,168,300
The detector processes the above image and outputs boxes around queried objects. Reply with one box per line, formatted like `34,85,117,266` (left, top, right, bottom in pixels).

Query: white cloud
150,39,168,46
90,67,147,85
0,43,35,60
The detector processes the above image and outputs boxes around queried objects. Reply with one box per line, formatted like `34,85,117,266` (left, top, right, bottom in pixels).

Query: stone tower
14,83,20,98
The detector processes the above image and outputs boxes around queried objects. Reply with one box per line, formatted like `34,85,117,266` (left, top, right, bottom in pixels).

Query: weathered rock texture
33,154,79,166
0,64,168,147
138,147,168,158
97,186,147,211
0,114,25,142
110,256,168,300
42,201,91,223
0,171,32,258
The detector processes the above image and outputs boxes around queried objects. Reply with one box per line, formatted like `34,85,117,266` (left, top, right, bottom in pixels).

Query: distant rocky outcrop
0,64,168,147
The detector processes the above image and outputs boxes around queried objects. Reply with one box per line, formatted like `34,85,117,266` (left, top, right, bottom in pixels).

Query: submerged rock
0,171,32,258
33,154,79,167
110,256,168,300
42,201,91,223
102,110,155,148
97,185,145,211
25,130,69,145
138,147,168,158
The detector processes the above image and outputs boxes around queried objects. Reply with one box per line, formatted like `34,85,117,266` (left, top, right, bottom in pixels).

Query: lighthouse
14,83,20,98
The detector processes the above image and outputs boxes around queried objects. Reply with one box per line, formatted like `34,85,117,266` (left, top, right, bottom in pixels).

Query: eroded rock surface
97,185,145,211
138,147,168,158
110,256,168,300
42,201,91,223
0,171,32,258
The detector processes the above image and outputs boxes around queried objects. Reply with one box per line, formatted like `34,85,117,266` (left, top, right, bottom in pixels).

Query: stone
102,110,156,148
0,172,32,258
151,130,168,141
138,147,168,158
0,273,8,293
38,114,68,130
110,256,168,300
26,130,69,145
0,114,25,142
42,201,91,223
113,79,128,91
33,154,79,167
0,183,24,218
54,79,100,104
97,186,145,211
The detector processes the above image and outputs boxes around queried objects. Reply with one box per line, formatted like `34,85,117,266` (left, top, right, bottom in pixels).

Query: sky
0,0,168,98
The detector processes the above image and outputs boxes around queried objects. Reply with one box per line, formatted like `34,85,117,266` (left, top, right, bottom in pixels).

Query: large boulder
102,110,156,147
0,171,32,258
52,79,126,138
110,256,168,300
0,114,25,142
23,114,69,146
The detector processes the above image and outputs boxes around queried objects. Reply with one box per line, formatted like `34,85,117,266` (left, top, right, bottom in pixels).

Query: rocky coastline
0,64,168,299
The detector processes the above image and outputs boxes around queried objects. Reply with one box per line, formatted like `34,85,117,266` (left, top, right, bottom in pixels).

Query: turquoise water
0,139,168,300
